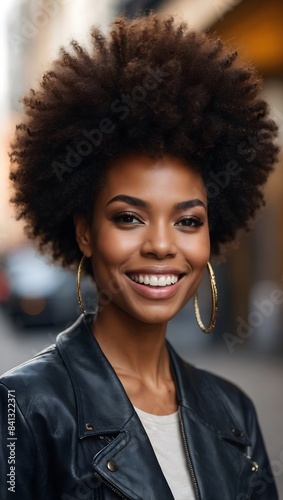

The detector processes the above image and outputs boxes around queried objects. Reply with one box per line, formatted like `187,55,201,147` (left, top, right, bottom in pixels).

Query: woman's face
75,154,210,324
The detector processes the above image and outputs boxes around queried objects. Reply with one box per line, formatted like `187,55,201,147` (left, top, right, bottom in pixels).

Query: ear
73,214,93,258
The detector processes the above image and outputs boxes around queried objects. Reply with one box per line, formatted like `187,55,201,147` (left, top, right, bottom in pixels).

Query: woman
0,14,279,499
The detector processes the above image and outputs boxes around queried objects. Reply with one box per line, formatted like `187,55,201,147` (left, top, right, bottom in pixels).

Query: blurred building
207,0,283,352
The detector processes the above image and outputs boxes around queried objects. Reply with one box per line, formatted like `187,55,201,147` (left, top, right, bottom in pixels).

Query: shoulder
169,346,257,434
194,363,255,416
194,362,252,403
171,345,253,407
0,314,94,418
0,314,88,399
0,343,71,415
1,343,61,384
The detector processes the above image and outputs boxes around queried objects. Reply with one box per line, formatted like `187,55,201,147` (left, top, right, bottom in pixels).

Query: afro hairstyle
9,14,279,271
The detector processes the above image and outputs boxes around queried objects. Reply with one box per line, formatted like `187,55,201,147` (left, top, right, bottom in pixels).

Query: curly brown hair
9,14,279,270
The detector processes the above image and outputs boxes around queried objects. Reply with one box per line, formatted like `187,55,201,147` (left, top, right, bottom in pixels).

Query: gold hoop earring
76,255,87,315
194,261,218,334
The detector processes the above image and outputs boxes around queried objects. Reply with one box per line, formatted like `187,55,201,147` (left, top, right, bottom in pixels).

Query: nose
140,220,177,259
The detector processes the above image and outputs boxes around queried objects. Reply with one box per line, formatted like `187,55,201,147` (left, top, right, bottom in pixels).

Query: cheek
91,226,138,273
182,233,210,300
181,230,210,268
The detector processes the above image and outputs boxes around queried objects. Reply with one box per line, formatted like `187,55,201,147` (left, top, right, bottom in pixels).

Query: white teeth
149,276,159,286
158,276,167,287
130,274,180,286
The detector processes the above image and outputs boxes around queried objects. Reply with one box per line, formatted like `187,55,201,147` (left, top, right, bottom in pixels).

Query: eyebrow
106,194,206,211
174,199,206,211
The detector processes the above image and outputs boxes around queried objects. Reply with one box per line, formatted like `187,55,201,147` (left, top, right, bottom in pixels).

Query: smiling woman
0,13,279,500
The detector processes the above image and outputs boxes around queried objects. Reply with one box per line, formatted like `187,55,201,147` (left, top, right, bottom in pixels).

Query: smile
128,274,180,287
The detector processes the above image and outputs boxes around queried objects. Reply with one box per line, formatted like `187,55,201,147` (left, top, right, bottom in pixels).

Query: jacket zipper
178,407,200,500
94,472,130,499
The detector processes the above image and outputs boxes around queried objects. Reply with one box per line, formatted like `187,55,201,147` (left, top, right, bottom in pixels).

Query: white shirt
134,406,196,500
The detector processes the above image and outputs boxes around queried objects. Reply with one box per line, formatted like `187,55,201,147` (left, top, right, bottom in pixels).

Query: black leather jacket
0,314,278,499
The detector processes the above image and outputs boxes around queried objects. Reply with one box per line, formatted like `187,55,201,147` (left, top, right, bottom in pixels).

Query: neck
92,304,171,384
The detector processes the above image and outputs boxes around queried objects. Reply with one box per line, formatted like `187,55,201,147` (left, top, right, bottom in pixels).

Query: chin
129,305,182,325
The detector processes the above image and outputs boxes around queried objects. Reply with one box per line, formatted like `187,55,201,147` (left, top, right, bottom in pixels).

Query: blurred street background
1,0,283,497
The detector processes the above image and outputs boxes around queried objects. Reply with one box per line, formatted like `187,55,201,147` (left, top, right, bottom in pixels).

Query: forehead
100,154,206,202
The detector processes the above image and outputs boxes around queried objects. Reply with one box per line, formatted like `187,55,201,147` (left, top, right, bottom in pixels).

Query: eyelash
175,217,204,228
111,212,142,224
111,212,204,228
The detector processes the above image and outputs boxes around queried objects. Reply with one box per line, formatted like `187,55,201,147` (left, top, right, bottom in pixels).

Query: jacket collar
56,314,135,438
56,313,248,444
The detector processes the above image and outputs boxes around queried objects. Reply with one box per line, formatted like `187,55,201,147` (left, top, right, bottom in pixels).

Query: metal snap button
251,461,259,472
107,459,118,472
232,427,244,437
85,423,94,431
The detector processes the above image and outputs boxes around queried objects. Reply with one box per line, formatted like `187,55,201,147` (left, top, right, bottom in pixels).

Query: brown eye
112,212,143,224
175,217,203,227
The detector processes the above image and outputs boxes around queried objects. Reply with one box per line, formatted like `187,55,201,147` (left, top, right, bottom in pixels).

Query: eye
111,212,144,225
175,216,204,228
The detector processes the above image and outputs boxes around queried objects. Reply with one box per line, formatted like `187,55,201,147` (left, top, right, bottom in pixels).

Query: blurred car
0,245,96,328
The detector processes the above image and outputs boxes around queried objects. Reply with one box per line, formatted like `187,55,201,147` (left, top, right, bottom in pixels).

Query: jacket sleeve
0,382,36,500
245,396,279,500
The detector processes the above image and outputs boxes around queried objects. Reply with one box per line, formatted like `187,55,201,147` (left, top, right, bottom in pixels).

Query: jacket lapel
56,314,173,499
91,412,174,500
